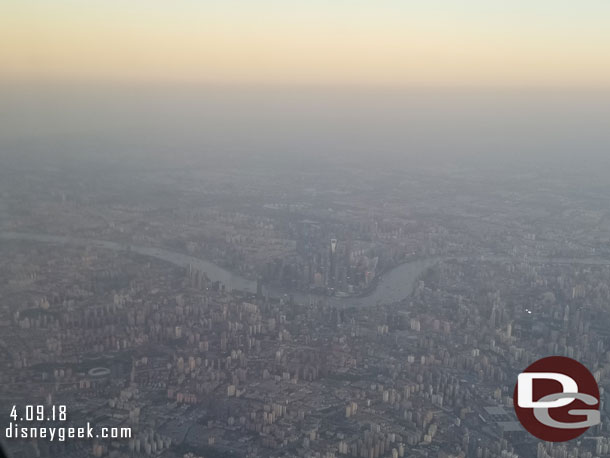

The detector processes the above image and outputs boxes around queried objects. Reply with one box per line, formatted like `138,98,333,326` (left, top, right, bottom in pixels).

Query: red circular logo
513,356,600,442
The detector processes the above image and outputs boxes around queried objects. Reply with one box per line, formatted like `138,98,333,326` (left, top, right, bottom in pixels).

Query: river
0,231,255,292
2,231,610,308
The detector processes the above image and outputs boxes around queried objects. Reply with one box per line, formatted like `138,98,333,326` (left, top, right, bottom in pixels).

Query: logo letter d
518,372,578,408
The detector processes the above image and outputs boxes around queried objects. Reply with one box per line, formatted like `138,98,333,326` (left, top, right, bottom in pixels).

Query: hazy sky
3,1,610,86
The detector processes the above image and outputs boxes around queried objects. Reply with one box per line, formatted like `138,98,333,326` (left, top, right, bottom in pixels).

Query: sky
2,0,610,86
2,2,610,169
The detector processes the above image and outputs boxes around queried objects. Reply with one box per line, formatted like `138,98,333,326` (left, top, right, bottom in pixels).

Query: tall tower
329,238,338,287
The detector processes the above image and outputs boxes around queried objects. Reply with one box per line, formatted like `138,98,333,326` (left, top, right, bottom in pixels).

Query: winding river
2,231,610,308
0,231,256,292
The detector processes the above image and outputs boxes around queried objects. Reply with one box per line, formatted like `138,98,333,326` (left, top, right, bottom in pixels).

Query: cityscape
2,1,610,457
1,157,609,457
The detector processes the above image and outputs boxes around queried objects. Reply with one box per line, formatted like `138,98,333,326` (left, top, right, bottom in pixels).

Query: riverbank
4,231,610,309
0,231,437,308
